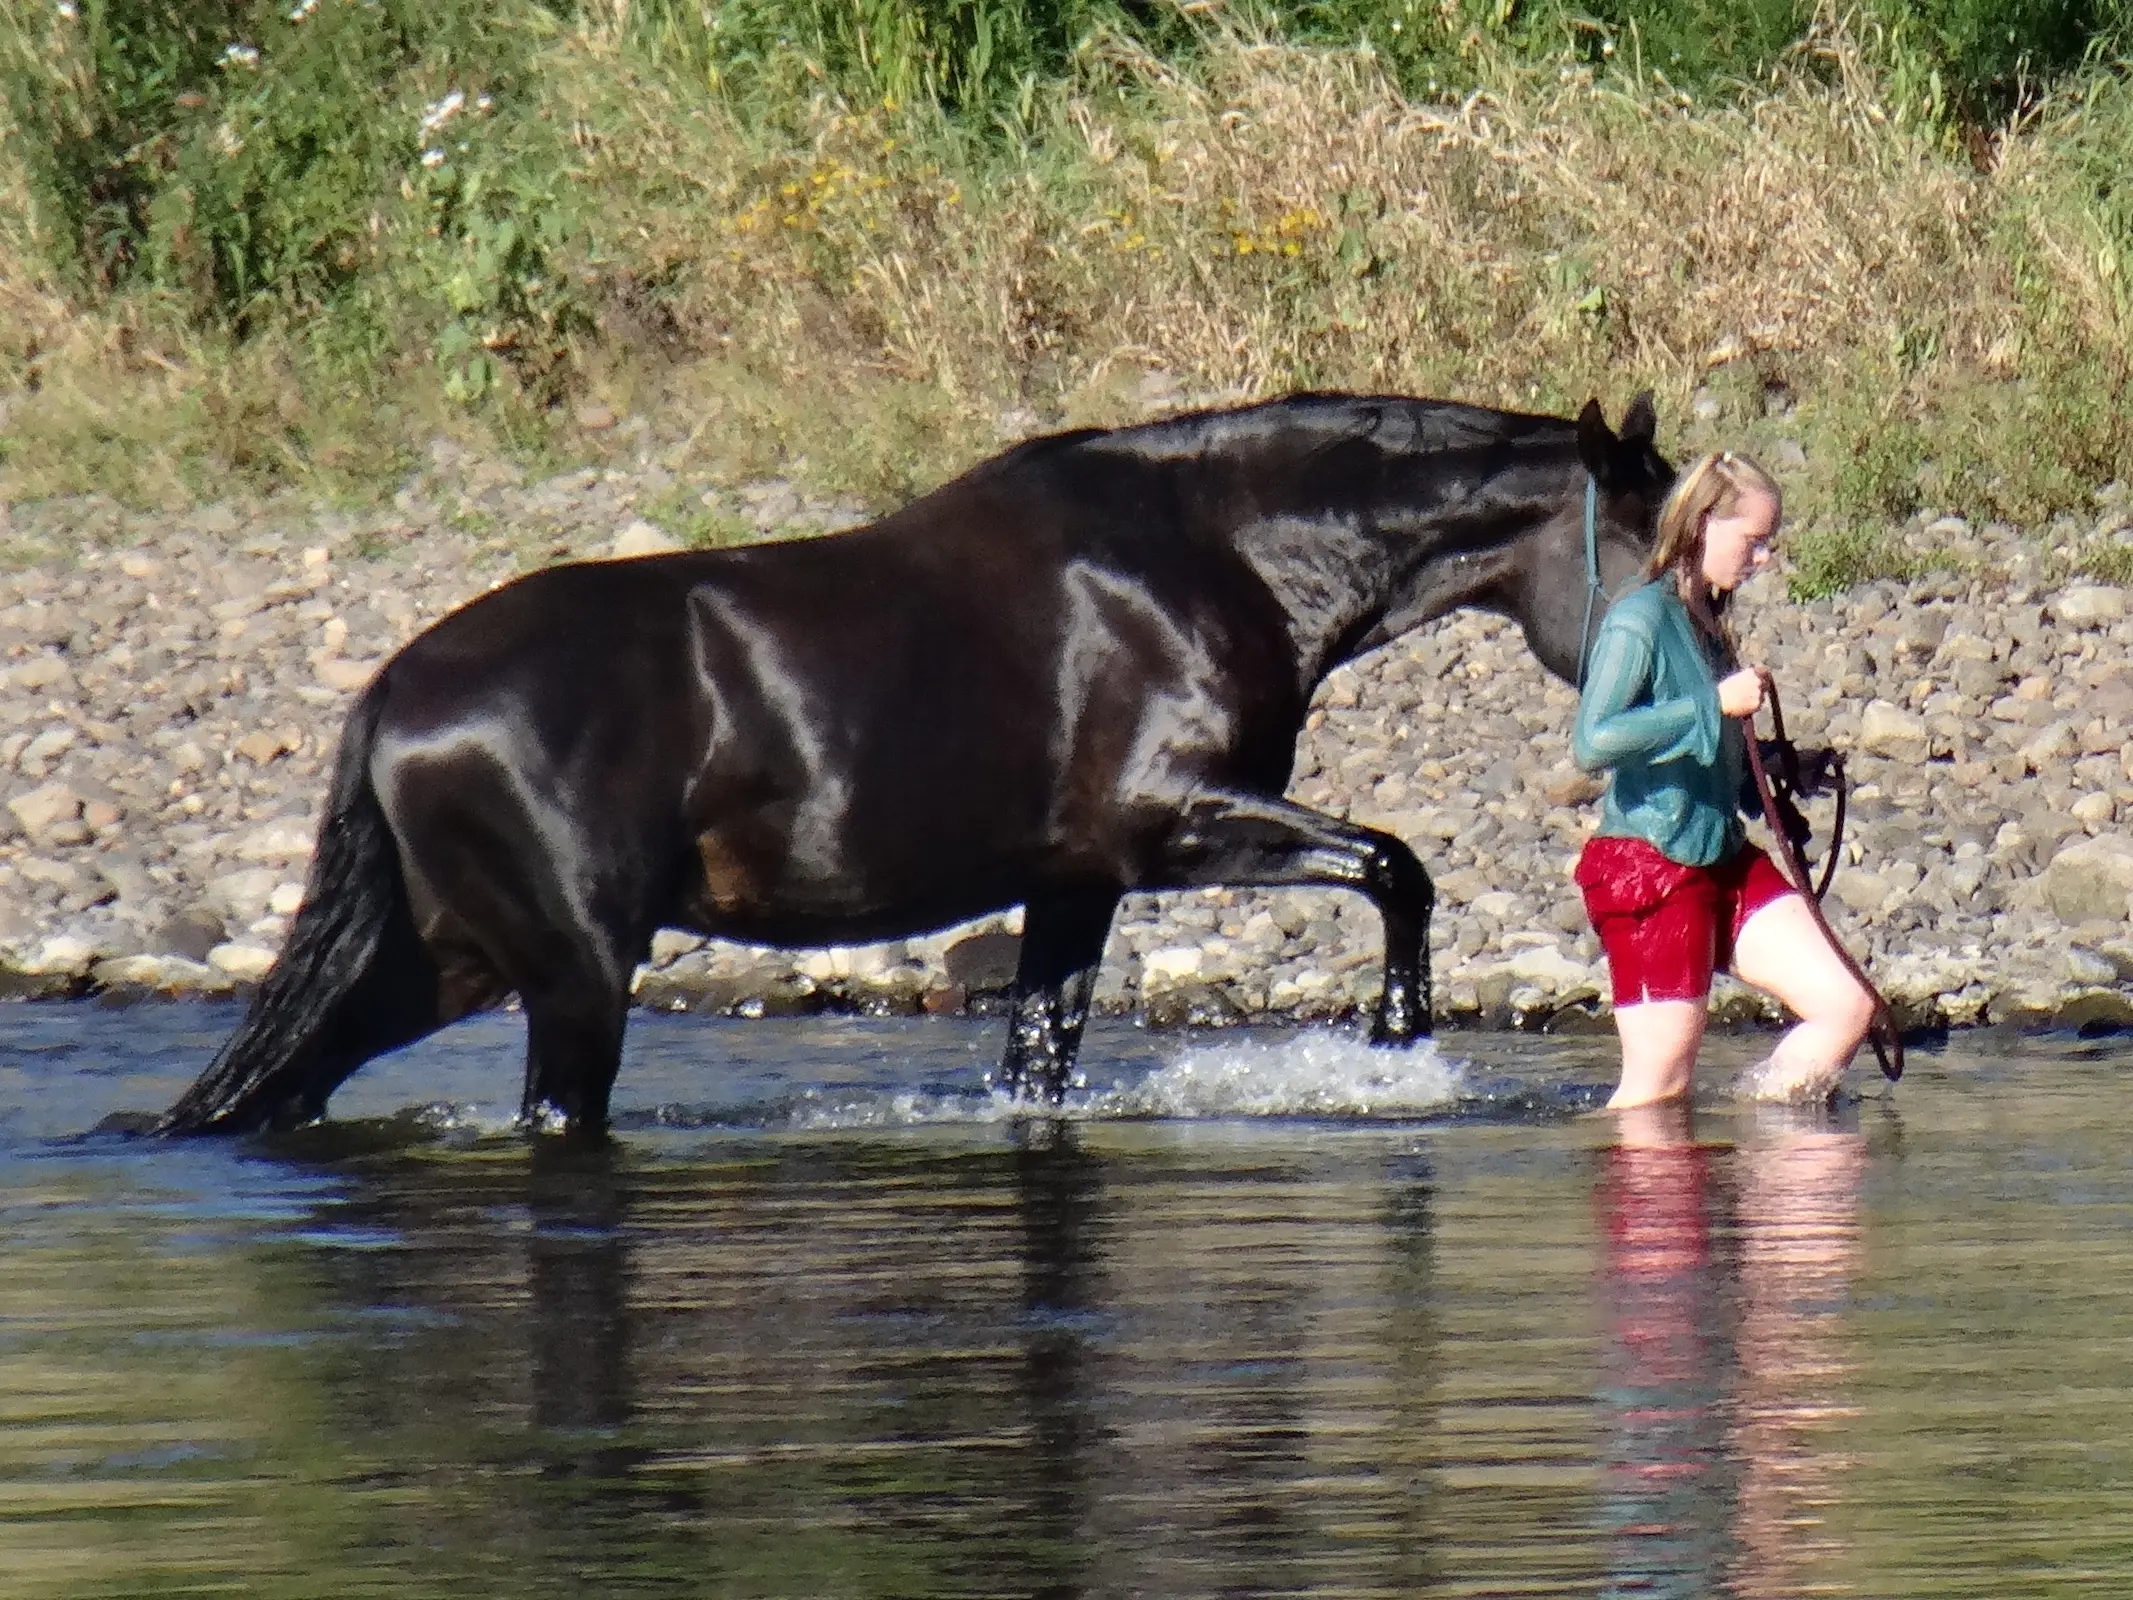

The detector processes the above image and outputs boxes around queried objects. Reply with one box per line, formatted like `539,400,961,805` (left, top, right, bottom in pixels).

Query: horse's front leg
998,892,1120,1104
1152,788,1435,1044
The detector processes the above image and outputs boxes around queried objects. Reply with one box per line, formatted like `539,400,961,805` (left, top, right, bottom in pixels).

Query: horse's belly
676,811,1099,948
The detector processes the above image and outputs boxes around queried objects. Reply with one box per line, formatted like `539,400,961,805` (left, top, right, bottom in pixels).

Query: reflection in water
527,1143,634,1446
22,1010,2133,1599
1731,1121,1865,1597
1596,1104,1864,1599
1011,1123,1106,1600
1597,1103,1740,1596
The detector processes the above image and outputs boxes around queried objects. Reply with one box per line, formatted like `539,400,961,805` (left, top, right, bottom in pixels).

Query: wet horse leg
999,891,1120,1103
1154,789,1435,1043
406,840,638,1135
518,977,632,1134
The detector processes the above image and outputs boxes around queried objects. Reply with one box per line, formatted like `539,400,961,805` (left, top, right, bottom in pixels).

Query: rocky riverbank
7,434,2133,1038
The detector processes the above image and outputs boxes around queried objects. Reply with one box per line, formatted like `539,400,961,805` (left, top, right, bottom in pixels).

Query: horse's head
1513,391,1674,684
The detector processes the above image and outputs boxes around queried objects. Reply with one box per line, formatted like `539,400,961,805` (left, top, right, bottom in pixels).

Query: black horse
157,391,1670,1136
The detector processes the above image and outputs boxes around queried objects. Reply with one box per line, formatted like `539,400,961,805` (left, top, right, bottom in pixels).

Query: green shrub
623,0,1147,122
0,0,251,288
1786,524,1927,600
1876,0,2133,119
1827,407,1929,521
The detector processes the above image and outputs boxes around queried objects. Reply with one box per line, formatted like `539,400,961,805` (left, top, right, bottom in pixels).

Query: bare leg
1729,893,1873,1094
1153,788,1435,1044
1608,998,1705,1109
1614,1096,1695,1148
999,891,1119,1104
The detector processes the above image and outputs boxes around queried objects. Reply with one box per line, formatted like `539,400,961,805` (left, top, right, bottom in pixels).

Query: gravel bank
7,438,2133,1039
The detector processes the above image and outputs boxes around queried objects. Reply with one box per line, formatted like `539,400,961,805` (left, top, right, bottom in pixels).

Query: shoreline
7,441,2133,1040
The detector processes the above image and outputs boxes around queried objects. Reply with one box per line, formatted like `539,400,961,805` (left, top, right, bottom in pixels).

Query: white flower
418,89,465,137
57,1,79,18
421,148,445,168
475,94,492,112
289,0,319,18
220,42,259,67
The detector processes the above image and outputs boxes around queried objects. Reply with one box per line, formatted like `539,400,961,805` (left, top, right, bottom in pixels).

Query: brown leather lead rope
1740,672,1904,1083
1757,672,1849,903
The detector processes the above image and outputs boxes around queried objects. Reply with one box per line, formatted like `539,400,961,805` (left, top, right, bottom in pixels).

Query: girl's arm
1571,608,1723,774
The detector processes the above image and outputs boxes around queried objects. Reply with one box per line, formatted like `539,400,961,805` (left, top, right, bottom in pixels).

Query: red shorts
1575,835,1795,1006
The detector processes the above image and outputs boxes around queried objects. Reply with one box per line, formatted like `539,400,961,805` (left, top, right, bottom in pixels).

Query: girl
1572,452,1873,1109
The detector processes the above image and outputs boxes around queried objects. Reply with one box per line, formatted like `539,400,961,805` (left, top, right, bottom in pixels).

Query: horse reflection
524,1144,634,1456
1010,1125,1109,1600
1595,1103,1864,1598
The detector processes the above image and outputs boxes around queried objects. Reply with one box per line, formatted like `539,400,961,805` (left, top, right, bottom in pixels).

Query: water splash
1091,1030,1467,1120
1733,1054,1846,1106
625,1031,1470,1131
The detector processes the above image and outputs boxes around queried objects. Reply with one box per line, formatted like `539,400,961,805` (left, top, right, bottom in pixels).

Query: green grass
637,483,760,550
1785,524,1938,600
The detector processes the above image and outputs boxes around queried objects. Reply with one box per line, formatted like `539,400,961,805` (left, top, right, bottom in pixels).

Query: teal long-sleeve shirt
1571,579,1747,868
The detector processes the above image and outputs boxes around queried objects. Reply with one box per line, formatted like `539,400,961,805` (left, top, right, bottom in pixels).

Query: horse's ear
1621,390,1657,447
1575,398,1615,478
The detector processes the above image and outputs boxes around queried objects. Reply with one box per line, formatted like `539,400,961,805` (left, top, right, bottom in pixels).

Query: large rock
2051,585,2128,628
942,928,1021,992
152,910,227,963
7,782,82,839
612,519,681,558
206,866,282,921
314,656,376,692
2021,719,2079,770
2039,834,2133,925
233,820,316,863
6,653,74,694
1859,699,1931,763
1141,946,1205,987
207,942,277,982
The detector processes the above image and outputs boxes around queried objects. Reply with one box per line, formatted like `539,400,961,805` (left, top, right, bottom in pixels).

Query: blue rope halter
1575,474,1605,689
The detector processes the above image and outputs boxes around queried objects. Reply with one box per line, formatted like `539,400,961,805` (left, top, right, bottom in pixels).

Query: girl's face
1701,490,1780,592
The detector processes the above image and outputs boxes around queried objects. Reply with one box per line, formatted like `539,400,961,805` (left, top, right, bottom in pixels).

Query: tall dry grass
3,14,2129,541
553,15,2131,523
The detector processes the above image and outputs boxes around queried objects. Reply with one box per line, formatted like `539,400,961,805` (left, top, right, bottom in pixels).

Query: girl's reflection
1730,1114,1865,1596
1595,1102,1863,1599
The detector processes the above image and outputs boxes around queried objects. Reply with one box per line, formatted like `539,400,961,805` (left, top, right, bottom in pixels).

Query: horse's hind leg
518,974,632,1135
385,767,647,1136
998,891,1119,1103
1152,788,1435,1044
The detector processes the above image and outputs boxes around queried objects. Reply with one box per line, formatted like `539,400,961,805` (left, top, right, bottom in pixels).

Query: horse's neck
1226,502,1519,692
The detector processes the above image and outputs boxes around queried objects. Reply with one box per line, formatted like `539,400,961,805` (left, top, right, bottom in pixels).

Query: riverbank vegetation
4,1,2131,586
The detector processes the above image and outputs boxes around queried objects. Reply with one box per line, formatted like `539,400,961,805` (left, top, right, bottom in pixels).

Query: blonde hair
1647,450,1781,643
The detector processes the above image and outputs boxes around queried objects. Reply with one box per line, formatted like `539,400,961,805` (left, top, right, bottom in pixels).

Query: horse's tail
157,676,406,1134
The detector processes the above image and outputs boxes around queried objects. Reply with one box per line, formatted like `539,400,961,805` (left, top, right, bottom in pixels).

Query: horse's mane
1080,391,1576,468
937,392,1580,505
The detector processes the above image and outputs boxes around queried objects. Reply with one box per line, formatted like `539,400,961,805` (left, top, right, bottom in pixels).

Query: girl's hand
1718,667,1766,719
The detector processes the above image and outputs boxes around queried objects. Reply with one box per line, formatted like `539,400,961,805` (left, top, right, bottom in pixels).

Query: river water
1,1004,2129,1597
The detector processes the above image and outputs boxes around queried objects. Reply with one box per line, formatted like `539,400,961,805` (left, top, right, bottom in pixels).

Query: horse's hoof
1368,1013,1428,1047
